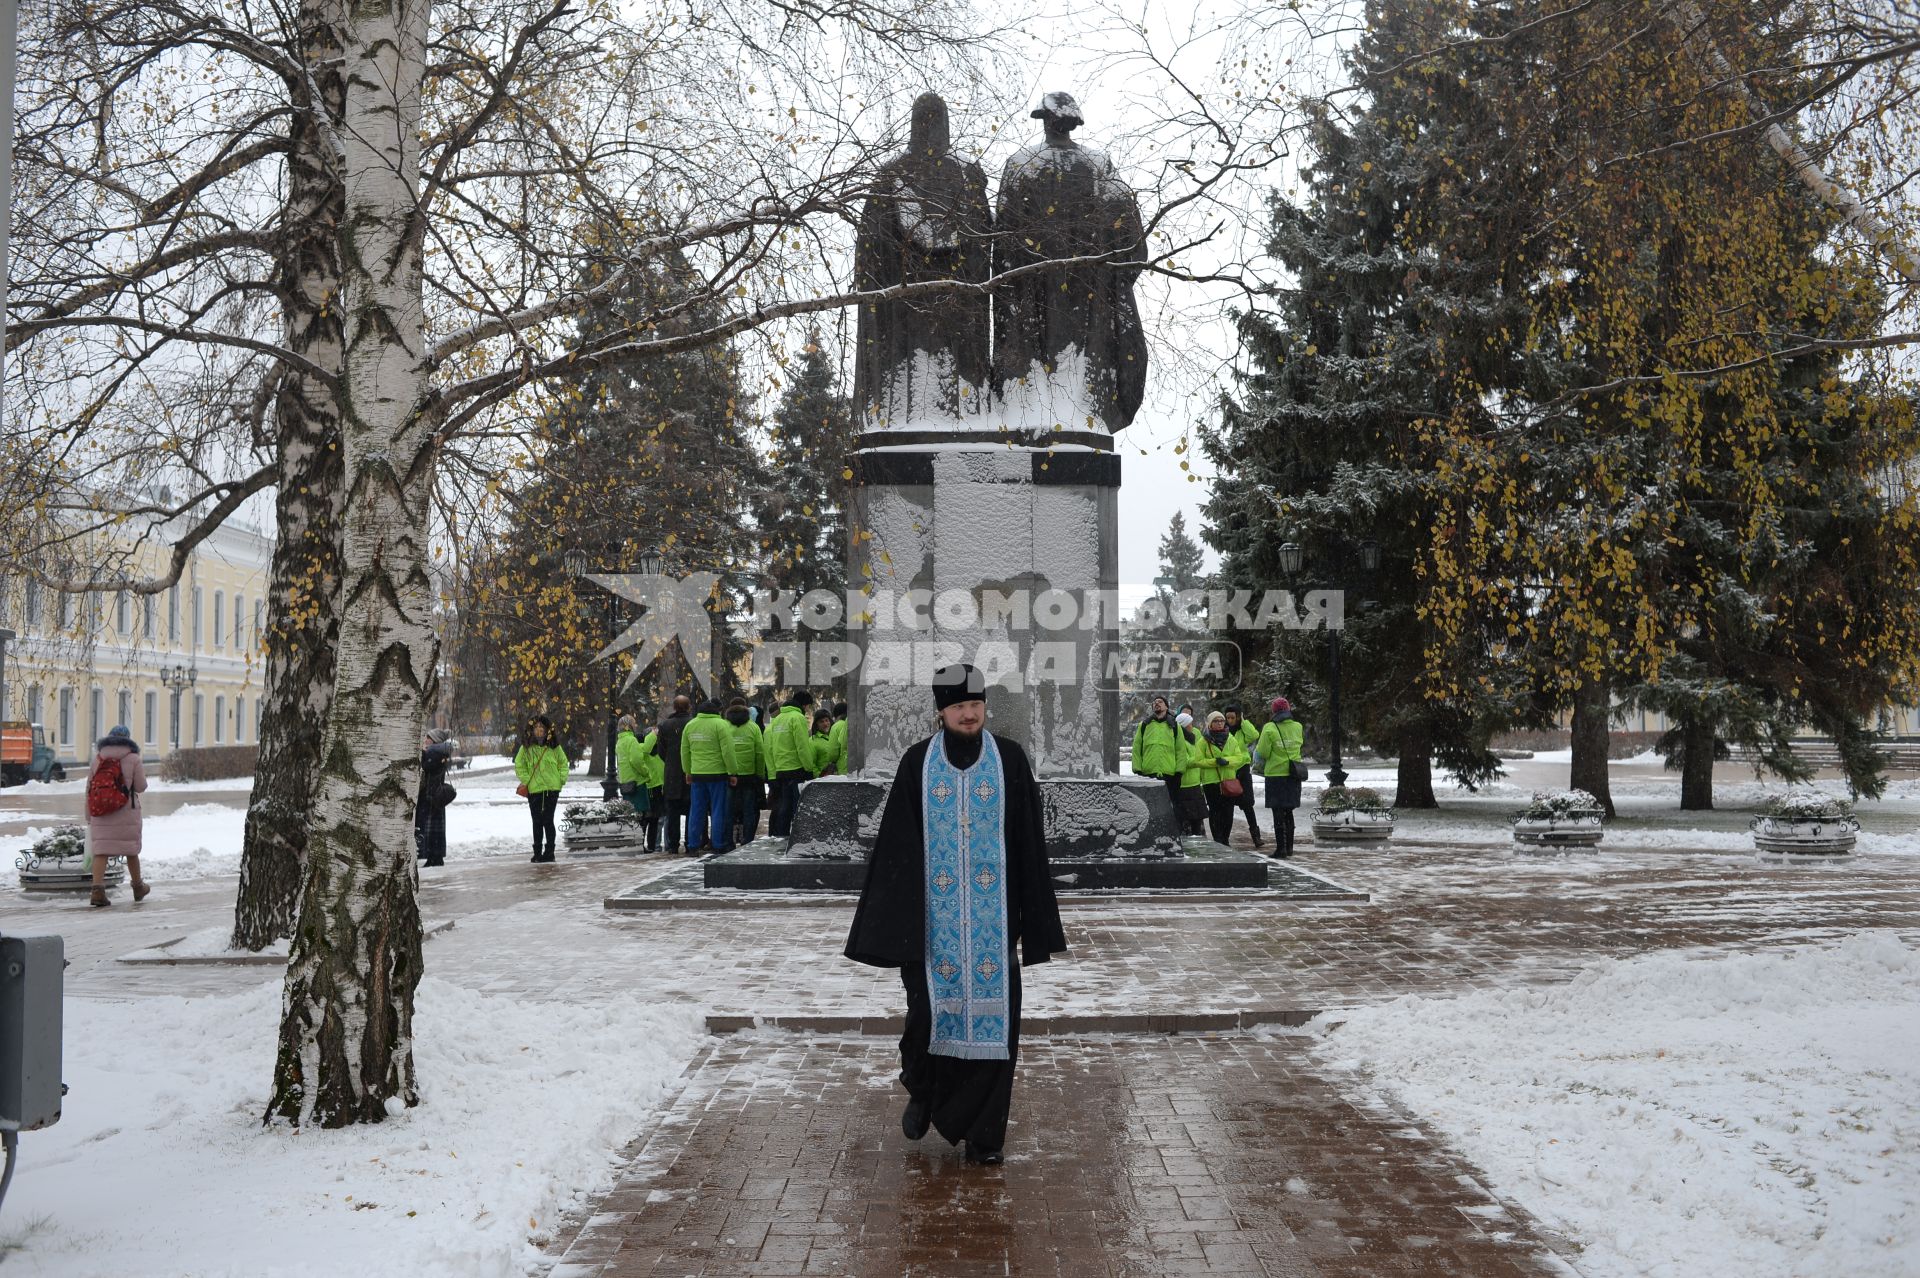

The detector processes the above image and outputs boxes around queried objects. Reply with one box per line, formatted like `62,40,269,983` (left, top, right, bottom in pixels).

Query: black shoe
963,1141,1003,1165
901,1099,930,1141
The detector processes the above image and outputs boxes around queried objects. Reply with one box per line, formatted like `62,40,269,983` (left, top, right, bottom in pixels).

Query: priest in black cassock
844,663,1068,1165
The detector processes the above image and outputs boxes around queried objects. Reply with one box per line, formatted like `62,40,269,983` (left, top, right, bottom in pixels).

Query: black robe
845,730,1067,1152
844,731,1067,970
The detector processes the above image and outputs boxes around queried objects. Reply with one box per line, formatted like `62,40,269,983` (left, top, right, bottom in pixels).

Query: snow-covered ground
0,978,703,1278
1,757,578,886
1315,932,1920,1278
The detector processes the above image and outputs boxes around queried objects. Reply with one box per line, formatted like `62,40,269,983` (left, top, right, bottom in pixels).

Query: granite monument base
702,774,1270,891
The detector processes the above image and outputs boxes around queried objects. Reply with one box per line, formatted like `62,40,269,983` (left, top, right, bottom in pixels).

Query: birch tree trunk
233,0,347,953
271,0,434,1126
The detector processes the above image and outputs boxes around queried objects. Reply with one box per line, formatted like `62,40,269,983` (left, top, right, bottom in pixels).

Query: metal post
601,595,618,801
0,628,13,721
1325,629,1347,788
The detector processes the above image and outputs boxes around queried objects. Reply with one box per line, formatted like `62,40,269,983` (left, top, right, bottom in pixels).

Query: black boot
963,1141,1003,1166
901,1098,930,1141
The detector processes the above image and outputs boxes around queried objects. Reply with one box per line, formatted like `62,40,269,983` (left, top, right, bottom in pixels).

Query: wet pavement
548,1035,1579,1277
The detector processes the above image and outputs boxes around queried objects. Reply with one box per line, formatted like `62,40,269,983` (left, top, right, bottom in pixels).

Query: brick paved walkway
550,1035,1577,1277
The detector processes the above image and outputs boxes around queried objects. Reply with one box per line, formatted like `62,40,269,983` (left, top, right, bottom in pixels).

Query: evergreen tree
1201,3,1544,806
751,330,859,693
455,242,761,745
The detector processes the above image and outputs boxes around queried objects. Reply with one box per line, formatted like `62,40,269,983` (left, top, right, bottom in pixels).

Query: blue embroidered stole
922,731,1012,1061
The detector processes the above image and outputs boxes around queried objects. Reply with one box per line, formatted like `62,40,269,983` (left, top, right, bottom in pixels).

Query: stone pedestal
846,430,1120,779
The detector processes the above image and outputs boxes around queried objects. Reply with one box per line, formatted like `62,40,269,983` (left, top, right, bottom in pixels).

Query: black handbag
434,782,457,806
1291,762,1310,783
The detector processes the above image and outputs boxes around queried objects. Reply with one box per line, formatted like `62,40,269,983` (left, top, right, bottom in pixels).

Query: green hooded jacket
614,729,652,785
1255,716,1304,778
763,704,813,775
514,743,570,794
1130,715,1180,777
680,710,732,779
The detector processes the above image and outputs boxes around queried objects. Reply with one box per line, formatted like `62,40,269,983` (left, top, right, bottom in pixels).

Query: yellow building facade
3,517,274,766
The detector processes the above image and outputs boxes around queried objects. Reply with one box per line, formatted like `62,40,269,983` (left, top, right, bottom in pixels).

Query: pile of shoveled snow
1315,932,1920,1278
2,978,701,1277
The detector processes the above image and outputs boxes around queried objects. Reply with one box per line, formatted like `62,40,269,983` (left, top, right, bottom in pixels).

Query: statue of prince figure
844,664,1068,1165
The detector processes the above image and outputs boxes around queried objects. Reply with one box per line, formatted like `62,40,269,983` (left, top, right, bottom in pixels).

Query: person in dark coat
416,728,456,867
845,663,1068,1166
655,694,694,854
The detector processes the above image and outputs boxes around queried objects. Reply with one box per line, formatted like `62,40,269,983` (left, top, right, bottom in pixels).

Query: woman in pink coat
87,724,151,907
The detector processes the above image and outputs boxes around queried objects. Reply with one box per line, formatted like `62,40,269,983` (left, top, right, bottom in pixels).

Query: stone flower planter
1512,813,1605,847
1751,813,1858,856
1310,806,1395,844
17,827,125,892
562,801,645,852
1512,790,1606,848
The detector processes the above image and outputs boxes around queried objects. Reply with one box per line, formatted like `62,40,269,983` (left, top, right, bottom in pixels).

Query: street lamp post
1277,539,1378,789
158,663,196,757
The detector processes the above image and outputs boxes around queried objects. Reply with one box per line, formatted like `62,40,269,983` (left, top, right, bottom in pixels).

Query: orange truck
1,721,65,786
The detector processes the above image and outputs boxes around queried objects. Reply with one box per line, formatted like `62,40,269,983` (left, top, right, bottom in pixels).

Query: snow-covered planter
1310,786,1394,844
1751,792,1858,856
1512,789,1606,848
562,800,644,851
17,826,124,892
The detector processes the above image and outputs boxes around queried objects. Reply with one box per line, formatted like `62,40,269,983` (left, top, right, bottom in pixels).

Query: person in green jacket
808,709,838,776
640,725,666,851
514,715,569,862
764,689,815,837
1199,710,1251,845
1130,695,1182,815
828,702,850,776
1255,697,1306,858
1172,711,1212,836
614,715,652,821
680,698,734,853
723,697,765,846
1222,703,1264,849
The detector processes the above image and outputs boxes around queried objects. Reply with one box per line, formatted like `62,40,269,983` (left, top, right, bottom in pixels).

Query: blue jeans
687,778,731,851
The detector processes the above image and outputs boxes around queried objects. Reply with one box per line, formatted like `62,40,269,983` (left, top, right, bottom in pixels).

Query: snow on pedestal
847,432,1118,779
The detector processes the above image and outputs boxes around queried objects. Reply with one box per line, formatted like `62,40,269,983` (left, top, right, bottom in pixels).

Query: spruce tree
752,330,859,693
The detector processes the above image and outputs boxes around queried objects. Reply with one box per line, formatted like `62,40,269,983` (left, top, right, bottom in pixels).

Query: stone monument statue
992,91,1148,434
851,92,994,429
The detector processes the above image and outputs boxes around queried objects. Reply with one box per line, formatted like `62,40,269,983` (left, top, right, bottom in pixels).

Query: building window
117,690,132,731
116,590,131,634
213,590,225,648
234,695,246,744
27,685,42,726
192,587,203,651
89,687,103,746
234,594,245,652
254,599,264,645
57,592,70,630
24,580,39,629
144,691,157,745
143,594,155,640
214,695,226,744
169,692,180,748
168,585,180,644
59,688,73,745
192,693,204,746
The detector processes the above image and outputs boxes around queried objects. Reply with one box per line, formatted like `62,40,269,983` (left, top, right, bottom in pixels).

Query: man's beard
943,722,984,739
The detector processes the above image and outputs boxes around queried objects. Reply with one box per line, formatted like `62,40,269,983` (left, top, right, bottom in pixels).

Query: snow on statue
992,91,1148,434
852,92,993,429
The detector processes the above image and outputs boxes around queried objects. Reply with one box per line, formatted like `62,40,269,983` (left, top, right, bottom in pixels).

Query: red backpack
88,754,131,817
